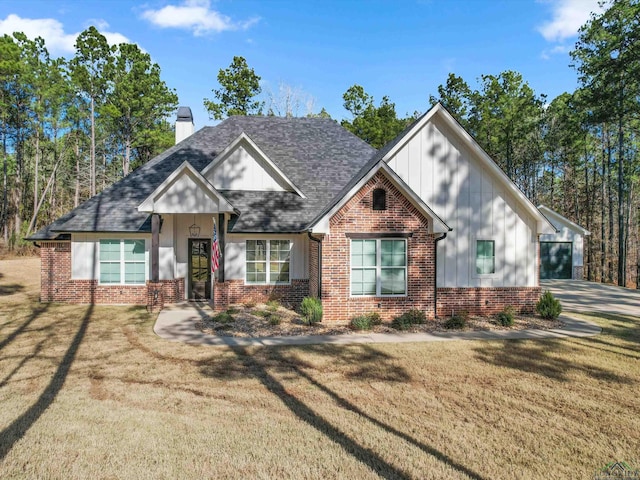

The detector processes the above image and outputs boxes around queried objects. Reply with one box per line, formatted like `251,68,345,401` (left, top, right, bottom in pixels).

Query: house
538,205,590,280
29,104,556,321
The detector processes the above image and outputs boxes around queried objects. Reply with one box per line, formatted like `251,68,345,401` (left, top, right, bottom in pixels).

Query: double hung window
246,240,291,284
99,239,146,284
351,239,406,296
475,240,495,275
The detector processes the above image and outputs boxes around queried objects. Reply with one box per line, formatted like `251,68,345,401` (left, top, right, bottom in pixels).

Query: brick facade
436,287,541,317
573,266,584,280
40,241,184,310
213,279,309,311
39,178,543,319
321,171,437,322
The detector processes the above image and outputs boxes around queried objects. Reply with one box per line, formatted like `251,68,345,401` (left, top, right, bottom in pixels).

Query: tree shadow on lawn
0,283,24,296
473,338,633,384
199,344,487,480
0,304,92,461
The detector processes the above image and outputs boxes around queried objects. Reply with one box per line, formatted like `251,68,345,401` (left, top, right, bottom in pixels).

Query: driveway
541,279,640,317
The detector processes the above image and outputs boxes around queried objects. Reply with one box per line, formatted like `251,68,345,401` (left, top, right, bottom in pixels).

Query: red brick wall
213,279,309,311
40,241,184,306
436,287,541,317
321,171,437,322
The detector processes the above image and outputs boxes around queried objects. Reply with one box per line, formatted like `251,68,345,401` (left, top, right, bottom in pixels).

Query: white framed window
99,239,146,285
475,239,495,275
351,238,406,296
245,239,291,284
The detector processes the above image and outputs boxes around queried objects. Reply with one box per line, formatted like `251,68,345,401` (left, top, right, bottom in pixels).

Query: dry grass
1,258,639,479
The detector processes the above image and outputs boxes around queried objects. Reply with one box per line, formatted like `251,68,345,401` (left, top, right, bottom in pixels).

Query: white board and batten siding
224,233,309,282
206,144,288,192
153,170,222,214
386,115,538,288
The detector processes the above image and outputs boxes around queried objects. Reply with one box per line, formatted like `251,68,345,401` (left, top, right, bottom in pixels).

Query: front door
189,239,211,300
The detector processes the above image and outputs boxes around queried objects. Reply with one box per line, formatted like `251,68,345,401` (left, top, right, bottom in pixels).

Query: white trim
137,161,235,213
244,239,292,286
201,132,306,198
350,238,408,298
471,238,498,279
98,238,147,285
311,162,450,234
537,205,591,236
381,103,556,235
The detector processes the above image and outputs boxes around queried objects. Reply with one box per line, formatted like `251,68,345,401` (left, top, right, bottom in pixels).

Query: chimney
175,106,194,144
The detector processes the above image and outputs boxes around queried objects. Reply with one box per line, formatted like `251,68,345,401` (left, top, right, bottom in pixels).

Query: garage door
540,242,572,279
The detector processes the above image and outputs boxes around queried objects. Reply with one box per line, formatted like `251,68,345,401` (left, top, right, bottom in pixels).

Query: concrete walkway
154,303,601,347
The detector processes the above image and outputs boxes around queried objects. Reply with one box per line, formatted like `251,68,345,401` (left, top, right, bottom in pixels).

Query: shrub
254,310,271,318
496,306,515,327
226,307,239,315
266,300,280,312
391,315,412,330
300,297,323,325
391,309,426,330
405,309,426,324
212,312,234,324
536,290,562,320
367,311,382,326
350,312,380,331
268,314,282,326
444,314,466,329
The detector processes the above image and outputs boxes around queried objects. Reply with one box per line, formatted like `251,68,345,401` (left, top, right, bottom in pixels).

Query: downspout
433,232,448,318
307,231,322,298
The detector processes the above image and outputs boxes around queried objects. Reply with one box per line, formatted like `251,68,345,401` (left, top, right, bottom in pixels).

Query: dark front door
540,242,572,279
189,239,211,300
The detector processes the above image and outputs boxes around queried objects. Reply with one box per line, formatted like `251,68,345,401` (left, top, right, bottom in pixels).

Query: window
99,239,146,284
373,188,386,210
246,240,291,284
476,240,495,274
351,239,406,296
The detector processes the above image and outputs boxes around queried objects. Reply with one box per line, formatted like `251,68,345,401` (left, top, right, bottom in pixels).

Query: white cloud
0,14,77,54
537,0,607,42
0,14,132,56
141,0,259,36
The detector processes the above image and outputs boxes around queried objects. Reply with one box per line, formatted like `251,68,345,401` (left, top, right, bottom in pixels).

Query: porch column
151,213,160,282
217,213,225,282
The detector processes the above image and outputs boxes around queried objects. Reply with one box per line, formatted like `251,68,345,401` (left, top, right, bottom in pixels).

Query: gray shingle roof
29,116,376,240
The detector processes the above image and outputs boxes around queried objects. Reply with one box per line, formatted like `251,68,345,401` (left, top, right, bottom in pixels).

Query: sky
0,0,607,130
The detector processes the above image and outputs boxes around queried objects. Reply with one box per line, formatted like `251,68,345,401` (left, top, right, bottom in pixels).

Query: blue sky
0,0,606,129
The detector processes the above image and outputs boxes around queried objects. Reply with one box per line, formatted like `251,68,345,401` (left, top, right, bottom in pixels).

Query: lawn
0,258,638,479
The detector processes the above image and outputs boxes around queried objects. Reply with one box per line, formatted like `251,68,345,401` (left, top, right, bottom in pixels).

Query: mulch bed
196,302,563,338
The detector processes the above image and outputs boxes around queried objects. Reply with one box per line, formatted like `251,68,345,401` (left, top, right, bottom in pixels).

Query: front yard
0,258,638,479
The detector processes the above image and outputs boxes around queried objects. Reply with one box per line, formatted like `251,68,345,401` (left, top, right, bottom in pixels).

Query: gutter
433,232,448,318
307,231,322,298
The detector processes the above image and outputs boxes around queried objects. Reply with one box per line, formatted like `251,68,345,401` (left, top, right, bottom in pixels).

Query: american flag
211,219,221,273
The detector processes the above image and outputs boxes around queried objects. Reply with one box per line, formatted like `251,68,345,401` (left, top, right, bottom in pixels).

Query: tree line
1,26,178,247
2,0,638,286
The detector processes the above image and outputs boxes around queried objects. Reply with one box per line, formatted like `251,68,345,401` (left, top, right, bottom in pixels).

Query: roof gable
381,103,556,235
138,161,234,214
201,132,305,197
310,161,450,234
